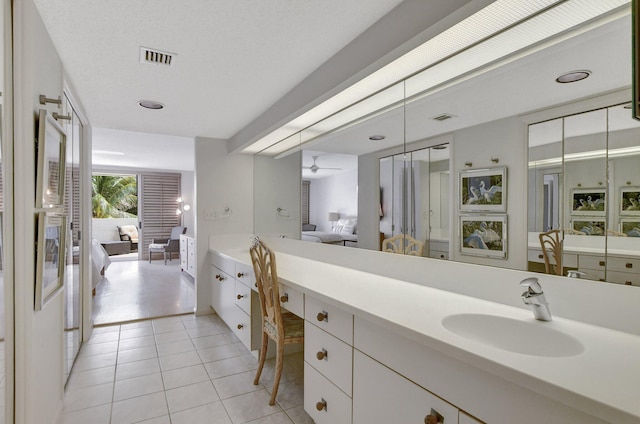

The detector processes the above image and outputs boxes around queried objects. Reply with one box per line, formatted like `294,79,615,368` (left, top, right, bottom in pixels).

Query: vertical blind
301,180,310,225
139,173,181,258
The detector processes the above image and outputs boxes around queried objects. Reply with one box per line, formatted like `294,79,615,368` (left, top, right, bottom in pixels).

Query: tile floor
93,260,195,325
63,314,314,424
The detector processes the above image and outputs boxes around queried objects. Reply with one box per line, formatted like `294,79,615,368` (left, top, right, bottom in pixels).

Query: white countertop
211,236,640,424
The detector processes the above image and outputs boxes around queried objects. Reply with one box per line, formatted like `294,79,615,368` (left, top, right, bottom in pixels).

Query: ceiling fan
304,156,342,173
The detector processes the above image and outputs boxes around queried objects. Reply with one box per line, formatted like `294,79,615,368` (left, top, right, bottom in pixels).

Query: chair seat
149,243,167,250
264,311,304,339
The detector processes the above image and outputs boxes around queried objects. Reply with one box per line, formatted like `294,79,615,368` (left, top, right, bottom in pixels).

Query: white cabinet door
353,350,458,424
459,411,483,424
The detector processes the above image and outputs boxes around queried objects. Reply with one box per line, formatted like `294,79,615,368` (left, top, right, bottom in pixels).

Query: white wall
194,138,253,315
254,153,301,238
451,117,528,271
309,170,358,232
13,1,65,422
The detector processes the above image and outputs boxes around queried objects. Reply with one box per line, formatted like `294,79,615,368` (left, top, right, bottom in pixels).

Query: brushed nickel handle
626,263,633,269
599,261,605,267
280,293,289,303
316,349,328,360
316,399,327,411
237,272,245,278
237,324,244,330
317,311,328,322
237,294,245,300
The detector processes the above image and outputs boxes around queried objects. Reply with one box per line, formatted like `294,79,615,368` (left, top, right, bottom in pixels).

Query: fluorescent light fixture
93,150,125,155
243,0,629,156
528,145,640,167
555,70,591,83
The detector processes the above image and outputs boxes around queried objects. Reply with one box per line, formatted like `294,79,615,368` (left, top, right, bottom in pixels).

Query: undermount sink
441,313,584,357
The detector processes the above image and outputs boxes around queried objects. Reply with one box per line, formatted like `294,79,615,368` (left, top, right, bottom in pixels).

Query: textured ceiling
34,0,404,139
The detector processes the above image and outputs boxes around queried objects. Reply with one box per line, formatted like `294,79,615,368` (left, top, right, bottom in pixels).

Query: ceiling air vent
432,113,455,122
140,47,175,66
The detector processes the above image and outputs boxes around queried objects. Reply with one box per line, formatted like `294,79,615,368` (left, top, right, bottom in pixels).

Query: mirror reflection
528,104,640,287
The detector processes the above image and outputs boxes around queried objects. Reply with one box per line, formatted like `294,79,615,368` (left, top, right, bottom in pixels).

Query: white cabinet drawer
577,268,606,282
235,262,256,288
429,250,448,260
229,306,252,350
579,254,606,270
304,361,352,424
211,252,235,276
235,280,252,315
353,350,458,424
606,271,640,286
606,256,640,273
279,283,304,318
460,411,484,424
304,321,352,397
305,296,353,345
528,248,578,267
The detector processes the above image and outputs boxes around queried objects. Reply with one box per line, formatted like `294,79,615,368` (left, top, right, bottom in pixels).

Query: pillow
341,224,355,235
331,225,343,234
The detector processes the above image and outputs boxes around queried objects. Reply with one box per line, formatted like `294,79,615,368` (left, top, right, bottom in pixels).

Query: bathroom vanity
209,235,640,424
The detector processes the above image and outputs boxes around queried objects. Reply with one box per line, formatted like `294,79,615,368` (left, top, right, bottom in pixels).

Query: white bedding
91,238,111,289
301,231,344,244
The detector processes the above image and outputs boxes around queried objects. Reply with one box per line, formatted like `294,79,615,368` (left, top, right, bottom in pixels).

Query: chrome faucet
520,277,552,321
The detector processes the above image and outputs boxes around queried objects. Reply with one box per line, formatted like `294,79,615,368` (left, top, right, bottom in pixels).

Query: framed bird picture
620,219,640,237
570,188,606,216
570,217,606,236
459,167,506,212
460,214,507,258
620,187,640,216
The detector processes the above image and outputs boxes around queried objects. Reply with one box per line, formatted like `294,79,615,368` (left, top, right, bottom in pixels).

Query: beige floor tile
204,356,249,380
119,326,154,339
191,333,229,350
117,345,158,364
66,366,115,391
170,401,232,424
156,339,195,357
222,389,282,424
111,392,168,424
73,352,117,372
116,357,161,381
162,364,209,390
197,344,241,363
120,320,153,330
187,325,224,339
63,382,113,412
62,403,111,424
91,325,121,335
246,412,294,424
137,416,171,424
159,350,202,371
273,379,304,410
118,335,156,351
284,406,314,424
78,341,118,358
213,371,263,400
165,380,219,413
114,372,164,401
154,330,190,345
87,331,120,345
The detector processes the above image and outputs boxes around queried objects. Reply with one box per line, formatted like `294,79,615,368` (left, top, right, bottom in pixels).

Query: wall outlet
204,209,216,220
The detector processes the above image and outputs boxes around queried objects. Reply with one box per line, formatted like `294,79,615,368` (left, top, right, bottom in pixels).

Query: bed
302,218,358,245
91,238,111,294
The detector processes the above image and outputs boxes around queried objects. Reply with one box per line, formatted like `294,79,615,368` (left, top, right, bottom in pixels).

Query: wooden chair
249,237,304,405
539,229,563,275
382,234,424,256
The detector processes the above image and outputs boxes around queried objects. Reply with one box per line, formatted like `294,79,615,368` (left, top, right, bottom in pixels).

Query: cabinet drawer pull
440,254,445,259
316,349,328,360
425,408,444,424
317,311,328,322
237,324,244,330
625,281,633,286
280,294,289,303
626,263,633,269
316,399,327,411
538,254,543,259
598,261,605,267
237,272,245,278
215,274,225,281
237,294,245,300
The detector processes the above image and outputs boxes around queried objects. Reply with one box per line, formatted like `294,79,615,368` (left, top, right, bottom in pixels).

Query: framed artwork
570,188,605,215
570,217,606,236
36,109,67,208
35,212,67,310
620,219,640,237
460,214,507,259
459,167,506,212
620,187,640,215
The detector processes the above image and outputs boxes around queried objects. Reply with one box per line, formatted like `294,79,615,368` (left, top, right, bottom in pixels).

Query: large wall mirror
251,1,633,279
528,103,640,287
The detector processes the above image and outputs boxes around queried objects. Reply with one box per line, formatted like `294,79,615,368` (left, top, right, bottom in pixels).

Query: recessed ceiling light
369,135,386,141
432,113,455,121
432,144,448,150
138,100,165,110
555,70,591,84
